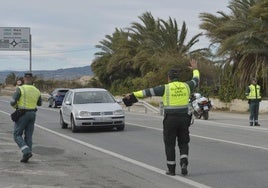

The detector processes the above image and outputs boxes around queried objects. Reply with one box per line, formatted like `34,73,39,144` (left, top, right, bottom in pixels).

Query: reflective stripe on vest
133,90,144,98
163,82,190,109
17,85,40,109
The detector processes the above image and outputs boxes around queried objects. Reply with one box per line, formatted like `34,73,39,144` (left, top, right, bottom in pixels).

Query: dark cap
24,72,33,78
168,68,179,80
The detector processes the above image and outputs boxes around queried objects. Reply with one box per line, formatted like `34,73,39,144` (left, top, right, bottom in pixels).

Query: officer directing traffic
10,73,42,163
123,59,200,176
245,78,261,126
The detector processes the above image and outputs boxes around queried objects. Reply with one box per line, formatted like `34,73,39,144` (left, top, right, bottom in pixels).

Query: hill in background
0,66,93,83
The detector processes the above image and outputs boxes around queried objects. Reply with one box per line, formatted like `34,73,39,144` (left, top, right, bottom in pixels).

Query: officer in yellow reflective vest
10,73,42,163
123,59,199,176
245,78,261,126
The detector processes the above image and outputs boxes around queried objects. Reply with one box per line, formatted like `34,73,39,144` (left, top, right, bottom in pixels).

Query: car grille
91,112,113,116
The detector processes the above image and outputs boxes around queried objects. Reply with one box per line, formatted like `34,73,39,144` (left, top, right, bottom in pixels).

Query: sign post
0,27,31,72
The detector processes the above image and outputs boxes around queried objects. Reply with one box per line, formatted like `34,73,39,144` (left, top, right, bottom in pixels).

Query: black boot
20,153,32,163
254,122,260,126
166,164,176,176
180,158,188,176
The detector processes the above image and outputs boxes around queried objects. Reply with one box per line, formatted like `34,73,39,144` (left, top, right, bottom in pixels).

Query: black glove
122,93,138,107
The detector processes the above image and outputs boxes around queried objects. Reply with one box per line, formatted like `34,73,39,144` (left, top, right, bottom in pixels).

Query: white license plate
203,106,209,110
95,117,110,121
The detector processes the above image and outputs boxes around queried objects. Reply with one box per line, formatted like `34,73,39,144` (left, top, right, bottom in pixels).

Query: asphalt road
0,95,268,188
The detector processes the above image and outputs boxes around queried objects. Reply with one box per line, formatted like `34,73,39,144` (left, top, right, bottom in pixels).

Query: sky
0,0,231,72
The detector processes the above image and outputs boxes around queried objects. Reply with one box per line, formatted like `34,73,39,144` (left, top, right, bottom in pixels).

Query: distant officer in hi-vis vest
245,78,261,126
10,73,42,163
123,59,199,176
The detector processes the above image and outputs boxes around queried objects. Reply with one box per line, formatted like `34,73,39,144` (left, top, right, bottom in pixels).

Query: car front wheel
60,112,68,129
71,115,77,133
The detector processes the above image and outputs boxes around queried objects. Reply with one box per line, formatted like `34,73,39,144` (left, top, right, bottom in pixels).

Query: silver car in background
60,88,125,132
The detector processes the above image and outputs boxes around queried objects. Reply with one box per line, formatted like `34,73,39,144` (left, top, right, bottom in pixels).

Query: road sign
0,27,30,51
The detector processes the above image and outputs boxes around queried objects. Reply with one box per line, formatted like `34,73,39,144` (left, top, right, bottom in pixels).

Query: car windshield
73,91,116,104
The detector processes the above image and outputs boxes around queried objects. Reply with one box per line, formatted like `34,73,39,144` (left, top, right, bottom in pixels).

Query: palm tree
129,12,203,79
93,28,138,87
200,0,268,97
93,12,205,91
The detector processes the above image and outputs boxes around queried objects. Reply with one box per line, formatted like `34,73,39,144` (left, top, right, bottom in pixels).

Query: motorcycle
190,93,212,120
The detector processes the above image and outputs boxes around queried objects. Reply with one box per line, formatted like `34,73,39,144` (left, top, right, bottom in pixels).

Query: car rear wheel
71,115,77,133
60,112,68,129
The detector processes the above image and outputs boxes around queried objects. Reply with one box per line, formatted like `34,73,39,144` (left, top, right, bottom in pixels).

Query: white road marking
0,110,10,116
191,134,268,151
127,122,268,151
126,111,268,132
195,119,268,132
35,123,212,188
2,109,267,187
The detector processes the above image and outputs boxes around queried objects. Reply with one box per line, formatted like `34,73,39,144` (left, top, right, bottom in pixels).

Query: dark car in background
48,88,69,108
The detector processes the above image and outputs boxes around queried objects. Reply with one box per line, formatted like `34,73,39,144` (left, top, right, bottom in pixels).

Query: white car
60,88,125,132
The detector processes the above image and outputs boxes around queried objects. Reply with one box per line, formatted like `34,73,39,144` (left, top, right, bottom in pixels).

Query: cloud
0,0,230,71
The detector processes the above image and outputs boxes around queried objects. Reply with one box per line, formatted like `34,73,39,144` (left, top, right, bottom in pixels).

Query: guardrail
125,100,161,115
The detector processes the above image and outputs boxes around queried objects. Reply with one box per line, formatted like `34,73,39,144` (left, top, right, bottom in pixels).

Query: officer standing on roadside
123,59,199,176
245,78,261,126
10,73,42,163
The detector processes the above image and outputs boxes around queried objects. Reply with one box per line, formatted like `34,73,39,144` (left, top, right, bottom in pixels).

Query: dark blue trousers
249,101,260,125
13,111,36,155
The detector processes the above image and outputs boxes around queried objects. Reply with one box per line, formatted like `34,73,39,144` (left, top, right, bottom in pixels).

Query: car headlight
114,109,124,115
79,111,91,117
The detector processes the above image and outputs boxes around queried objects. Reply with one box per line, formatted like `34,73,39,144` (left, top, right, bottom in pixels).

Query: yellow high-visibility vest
17,85,41,109
246,84,261,100
163,82,190,109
